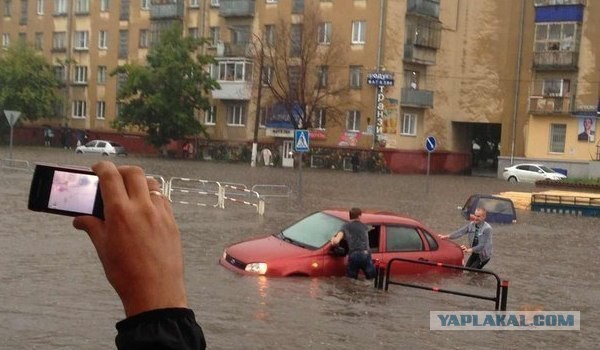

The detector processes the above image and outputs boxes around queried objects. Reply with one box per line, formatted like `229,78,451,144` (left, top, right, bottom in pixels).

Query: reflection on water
1,147,598,349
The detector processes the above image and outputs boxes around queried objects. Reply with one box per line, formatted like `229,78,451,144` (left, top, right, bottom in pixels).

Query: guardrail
251,184,292,198
374,257,509,311
1,158,32,172
222,184,264,215
168,177,224,208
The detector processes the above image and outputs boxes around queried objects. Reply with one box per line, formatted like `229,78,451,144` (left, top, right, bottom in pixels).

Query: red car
219,210,464,277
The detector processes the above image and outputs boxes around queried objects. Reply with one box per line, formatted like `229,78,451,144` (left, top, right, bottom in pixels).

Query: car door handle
418,257,428,261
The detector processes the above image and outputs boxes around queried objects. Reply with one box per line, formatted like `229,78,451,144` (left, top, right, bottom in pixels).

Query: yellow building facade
1,0,598,175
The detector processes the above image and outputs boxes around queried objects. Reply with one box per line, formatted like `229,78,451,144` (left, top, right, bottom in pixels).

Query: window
349,65,362,88
75,0,89,14
4,0,12,17
216,61,252,82
351,20,366,44
543,79,570,97
230,26,250,44
317,65,328,88
227,104,245,126
290,24,302,57
210,0,220,7
54,0,67,14
318,22,331,44
313,108,326,129
347,110,360,131
549,124,566,153
74,66,88,84
259,106,271,127
288,65,301,97
52,31,66,50
20,0,28,25
205,106,216,125
386,226,423,252
190,0,200,7
74,31,89,50
292,0,304,14
35,32,43,50
119,30,128,58
264,24,275,46
2,33,10,48
188,27,199,39
405,17,441,49
534,22,576,52
53,65,66,82
209,27,220,46
37,0,44,15
405,70,419,89
262,65,273,86
120,0,129,20
139,29,149,48
96,101,106,119
18,32,26,43
266,0,278,3
97,66,107,84
73,100,87,118
402,113,417,135
140,0,150,10
100,0,109,12
99,30,108,49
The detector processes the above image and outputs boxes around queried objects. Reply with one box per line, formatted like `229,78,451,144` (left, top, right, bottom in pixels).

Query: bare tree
253,5,355,130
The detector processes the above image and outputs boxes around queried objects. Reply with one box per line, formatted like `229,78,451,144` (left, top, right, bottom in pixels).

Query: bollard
500,280,509,311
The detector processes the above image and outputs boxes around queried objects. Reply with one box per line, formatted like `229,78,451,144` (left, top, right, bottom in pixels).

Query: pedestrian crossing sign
294,129,310,152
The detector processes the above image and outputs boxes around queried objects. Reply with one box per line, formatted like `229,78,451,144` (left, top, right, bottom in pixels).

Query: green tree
112,24,219,148
0,42,62,123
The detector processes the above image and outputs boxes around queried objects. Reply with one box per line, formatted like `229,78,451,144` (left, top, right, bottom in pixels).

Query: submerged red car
219,210,464,277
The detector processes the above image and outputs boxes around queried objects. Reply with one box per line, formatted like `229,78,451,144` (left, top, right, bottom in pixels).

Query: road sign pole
426,151,431,195
298,153,303,206
9,125,14,160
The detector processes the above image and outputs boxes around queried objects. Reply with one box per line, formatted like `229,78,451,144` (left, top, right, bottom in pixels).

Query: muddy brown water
1,147,597,349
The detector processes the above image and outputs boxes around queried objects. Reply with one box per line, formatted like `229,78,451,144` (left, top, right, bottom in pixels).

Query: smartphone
28,163,104,219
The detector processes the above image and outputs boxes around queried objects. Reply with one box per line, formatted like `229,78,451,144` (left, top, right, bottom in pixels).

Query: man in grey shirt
439,207,493,269
330,207,376,279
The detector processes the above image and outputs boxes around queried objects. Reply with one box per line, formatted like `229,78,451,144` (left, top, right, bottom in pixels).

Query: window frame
346,110,361,131
72,100,87,119
205,106,217,125
318,22,332,45
401,113,417,136
74,31,89,50
97,66,107,84
74,65,88,84
349,65,362,89
351,20,366,44
227,104,246,126
96,101,106,119
98,30,108,49
549,123,566,153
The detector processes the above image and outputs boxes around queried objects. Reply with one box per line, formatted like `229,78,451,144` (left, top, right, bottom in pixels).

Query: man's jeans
347,250,376,280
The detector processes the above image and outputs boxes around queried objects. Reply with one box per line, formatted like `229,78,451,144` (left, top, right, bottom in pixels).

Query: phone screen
28,164,104,219
48,170,99,215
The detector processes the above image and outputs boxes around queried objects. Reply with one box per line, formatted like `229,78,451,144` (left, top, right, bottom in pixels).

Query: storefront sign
266,128,294,138
375,85,385,143
367,72,395,86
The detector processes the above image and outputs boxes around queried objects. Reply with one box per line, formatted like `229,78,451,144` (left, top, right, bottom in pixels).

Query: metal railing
374,257,509,311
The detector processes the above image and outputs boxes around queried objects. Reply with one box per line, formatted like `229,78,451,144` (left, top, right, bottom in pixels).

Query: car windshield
538,165,554,173
280,212,346,249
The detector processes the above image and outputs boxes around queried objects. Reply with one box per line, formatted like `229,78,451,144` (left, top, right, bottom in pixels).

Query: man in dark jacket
330,207,376,279
74,161,206,349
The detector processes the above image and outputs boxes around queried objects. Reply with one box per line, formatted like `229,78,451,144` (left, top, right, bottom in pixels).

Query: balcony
404,44,437,65
407,0,440,18
529,96,571,114
533,51,579,70
223,43,251,57
534,0,586,6
211,81,252,100
401,88,434,108
220,0,255,17
150,1,184,19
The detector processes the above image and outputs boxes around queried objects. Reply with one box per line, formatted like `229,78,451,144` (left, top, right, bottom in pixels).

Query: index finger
92,161,128,208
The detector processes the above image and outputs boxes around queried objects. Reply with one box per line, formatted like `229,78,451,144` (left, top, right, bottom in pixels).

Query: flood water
1,147,597,349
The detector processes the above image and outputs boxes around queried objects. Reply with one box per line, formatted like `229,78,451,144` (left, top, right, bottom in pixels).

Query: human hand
438,234,448,240
73,161,187,317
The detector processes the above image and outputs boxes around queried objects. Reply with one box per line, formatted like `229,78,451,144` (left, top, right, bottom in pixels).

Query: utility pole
251,38,264,167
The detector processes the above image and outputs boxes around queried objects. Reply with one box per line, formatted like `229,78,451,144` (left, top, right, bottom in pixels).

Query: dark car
219,210,464,277
460,194,517,224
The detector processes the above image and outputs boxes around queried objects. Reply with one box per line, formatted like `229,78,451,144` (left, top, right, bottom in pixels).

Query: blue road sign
294,129,310,152
425,136,437,153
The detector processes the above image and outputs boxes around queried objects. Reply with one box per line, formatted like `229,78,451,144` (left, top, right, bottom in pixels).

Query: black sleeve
115,308,206,350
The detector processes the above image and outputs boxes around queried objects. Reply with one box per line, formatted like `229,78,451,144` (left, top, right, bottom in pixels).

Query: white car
75,140,127,156
502,163,566,183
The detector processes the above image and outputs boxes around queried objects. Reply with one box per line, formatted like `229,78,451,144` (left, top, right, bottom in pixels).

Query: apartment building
1,0,598,175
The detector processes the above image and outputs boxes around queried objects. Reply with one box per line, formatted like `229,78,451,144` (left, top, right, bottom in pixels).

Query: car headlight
245,263,268,275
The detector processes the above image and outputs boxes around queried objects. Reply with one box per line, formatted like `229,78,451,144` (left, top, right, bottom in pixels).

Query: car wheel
102,152,109,156
508,176,518,183
76,150,83,154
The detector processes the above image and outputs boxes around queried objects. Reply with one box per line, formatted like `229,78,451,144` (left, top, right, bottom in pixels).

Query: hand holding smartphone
28,163,104,219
